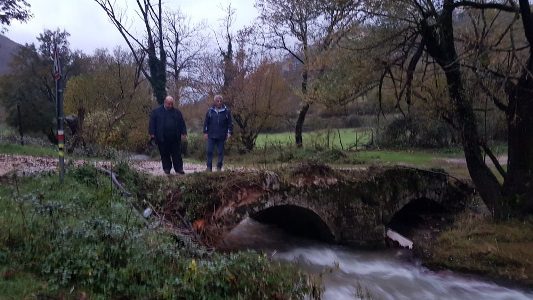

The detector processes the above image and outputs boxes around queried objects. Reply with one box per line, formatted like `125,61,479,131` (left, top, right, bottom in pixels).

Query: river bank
413,213,533,289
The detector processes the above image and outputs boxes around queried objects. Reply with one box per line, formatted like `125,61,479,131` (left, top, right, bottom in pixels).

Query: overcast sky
4,0,258,54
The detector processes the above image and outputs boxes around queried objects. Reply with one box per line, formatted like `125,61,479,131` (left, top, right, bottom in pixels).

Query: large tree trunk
500,0,533,215
444,67,503,216
147,48,167,104
504,55,533,215
151,65,167,104
421,1,503,217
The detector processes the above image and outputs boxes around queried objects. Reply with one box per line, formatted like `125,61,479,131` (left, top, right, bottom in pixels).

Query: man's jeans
206,137,225,170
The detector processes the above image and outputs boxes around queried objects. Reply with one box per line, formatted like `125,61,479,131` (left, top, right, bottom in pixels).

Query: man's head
213,94,223,108
164,96,175,110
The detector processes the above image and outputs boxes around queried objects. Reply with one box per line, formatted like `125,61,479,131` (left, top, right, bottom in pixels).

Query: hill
0,34,21,75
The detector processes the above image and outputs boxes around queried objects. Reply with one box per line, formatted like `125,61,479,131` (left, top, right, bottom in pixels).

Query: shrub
381,116,457,148
182,133,205,160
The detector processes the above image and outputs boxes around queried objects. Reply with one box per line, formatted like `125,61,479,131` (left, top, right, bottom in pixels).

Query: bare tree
164,9,206,102
256,0,362,147
94,0,167,104
198,4,245,105
215,4,238,99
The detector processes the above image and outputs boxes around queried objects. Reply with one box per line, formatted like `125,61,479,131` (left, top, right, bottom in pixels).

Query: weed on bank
0,165,311,299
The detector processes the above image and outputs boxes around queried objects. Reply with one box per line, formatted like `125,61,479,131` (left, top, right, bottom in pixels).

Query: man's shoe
206,167,212,172
163,169,171,175
176,169,185,175
216,167,222,172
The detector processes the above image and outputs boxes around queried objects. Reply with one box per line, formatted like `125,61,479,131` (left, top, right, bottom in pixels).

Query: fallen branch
95,166,147,225
96,166,132,197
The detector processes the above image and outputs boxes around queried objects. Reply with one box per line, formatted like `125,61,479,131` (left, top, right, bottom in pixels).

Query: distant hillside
0,34,21,75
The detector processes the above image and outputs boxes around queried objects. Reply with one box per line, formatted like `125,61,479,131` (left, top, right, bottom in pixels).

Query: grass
0,143,57,157
225,147,453,171
352,150,435,166
0,268,47,299
256,128,372,150
0,164,312,299
422,214,533,287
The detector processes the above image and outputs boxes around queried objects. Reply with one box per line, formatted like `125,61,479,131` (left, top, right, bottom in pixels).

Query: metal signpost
53,45,65,182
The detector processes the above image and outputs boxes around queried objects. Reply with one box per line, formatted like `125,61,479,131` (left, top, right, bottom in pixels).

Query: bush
345,115,363,128
381,116,457,148
182,133,205,160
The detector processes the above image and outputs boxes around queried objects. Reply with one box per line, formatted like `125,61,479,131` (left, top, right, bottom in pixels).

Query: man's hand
204,133,208,140
227,133,231,140
181,134,187,141
148,135,156,146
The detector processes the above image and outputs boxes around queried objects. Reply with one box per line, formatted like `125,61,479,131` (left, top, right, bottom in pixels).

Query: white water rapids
222,218,533,300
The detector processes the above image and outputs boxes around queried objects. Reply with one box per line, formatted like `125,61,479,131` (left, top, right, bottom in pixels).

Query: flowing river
221,218,533,300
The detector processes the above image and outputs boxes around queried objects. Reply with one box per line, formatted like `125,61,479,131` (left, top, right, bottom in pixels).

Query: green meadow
255,128,373,150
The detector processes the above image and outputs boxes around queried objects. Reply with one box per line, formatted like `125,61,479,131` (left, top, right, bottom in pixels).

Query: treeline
2,0,532,217
0,2,510,154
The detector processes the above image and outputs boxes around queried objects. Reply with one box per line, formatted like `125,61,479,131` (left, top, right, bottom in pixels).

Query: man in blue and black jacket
203,94,233,171
149,96,187,174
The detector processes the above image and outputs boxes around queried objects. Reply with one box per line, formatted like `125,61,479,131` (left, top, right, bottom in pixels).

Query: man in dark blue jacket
149,96,187,174
203,94,233,171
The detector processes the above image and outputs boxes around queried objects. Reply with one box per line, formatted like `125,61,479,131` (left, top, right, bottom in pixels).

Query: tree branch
453,1,517,13
479,142,507,179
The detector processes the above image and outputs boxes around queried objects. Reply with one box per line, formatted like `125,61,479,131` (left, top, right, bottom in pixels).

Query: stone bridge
184,165,474,248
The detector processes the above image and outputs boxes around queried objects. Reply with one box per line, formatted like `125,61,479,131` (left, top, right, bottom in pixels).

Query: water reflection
222,218,533,300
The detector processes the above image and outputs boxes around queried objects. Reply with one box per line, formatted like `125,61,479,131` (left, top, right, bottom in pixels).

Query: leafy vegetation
64,48,152,152
0,164,312,299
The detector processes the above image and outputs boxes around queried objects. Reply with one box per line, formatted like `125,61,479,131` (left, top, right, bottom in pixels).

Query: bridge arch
251,205,335,242
386,197,452,239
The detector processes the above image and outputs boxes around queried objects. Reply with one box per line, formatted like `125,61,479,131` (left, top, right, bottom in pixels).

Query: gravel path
0,153,208,177
133,160,209,176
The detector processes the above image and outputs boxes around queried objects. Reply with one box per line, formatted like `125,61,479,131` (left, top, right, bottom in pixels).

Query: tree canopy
0,0,31,32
